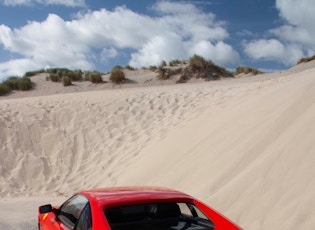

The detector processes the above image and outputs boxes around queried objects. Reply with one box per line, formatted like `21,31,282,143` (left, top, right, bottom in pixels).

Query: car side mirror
39,204,53,214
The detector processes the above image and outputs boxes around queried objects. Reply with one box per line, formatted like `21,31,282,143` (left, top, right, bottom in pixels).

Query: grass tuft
110,68,126,84
235,66,262,75
297,55,315,64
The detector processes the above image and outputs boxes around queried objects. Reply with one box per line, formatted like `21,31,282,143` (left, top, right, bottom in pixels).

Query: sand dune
1,63,315,229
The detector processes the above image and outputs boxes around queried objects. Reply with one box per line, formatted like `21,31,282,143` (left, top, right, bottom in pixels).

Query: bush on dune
85,71,103,83
0,76,33,96
0,83,10,96
67,70,83,81
188,55,232,79
46,68,71,74
125,65,136,70
169,59,182,66
110,67,126,84
235,66,262,75
49,73,61,82
48,69,84,84
189,55,208,72
24,69,45,77
62,76,72,86
4,76,32,91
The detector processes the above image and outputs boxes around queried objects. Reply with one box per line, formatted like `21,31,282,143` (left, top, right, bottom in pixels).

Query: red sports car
38,186,242,230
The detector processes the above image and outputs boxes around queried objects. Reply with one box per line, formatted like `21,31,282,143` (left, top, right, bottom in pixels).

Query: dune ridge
1,63,315,229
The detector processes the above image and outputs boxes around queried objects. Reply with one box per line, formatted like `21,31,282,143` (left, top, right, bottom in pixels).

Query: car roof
77,186,195,208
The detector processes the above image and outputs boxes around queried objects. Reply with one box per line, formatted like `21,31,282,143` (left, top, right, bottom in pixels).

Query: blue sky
0,0,314,81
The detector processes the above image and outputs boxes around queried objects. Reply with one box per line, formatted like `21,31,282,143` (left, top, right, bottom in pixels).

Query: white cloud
0,59,41,81
0,14,92,68
188,41,240,66
130,34,186,68
2,0,85,7
244,0,315,66
0,1,239,80
243,39,303,66
276,0,315,29
244,39,285,60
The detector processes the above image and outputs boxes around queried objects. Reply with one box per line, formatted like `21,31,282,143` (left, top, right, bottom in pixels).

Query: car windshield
104,202,215,230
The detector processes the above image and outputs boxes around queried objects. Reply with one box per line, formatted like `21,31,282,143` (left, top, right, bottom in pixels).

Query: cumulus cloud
0,1,239,80
244,0,315,66
2,0,85,7
276,0,315,29
0,58,42,78
243,39,303,65
189,41,239,65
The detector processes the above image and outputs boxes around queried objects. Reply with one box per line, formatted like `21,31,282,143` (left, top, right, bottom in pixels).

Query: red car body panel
38,186,242,230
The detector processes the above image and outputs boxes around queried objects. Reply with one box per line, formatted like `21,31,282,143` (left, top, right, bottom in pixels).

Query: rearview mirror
39,204,53,214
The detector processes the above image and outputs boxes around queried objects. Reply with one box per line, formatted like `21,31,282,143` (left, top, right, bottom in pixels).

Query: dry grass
235,66,262,75
110,68,126,84
297,55,315,64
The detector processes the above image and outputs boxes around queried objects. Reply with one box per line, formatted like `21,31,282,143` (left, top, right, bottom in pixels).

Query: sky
0,0,314,81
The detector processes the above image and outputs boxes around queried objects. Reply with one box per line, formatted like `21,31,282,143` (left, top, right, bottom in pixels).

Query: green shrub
17,77,32,91
176,75,189,84
160,60,167,68
110,69,125,84
84,72,91,81
169,59,181,66
235,66,262,75
67,70,83,81
3,76,20,90
125,65,135,70
90,72,103,83
49,73,61,82
0,76,32,94
62,76,72,86
149,65,157,71
157,67,182,80
189,55,208,72
157,67,167,80
24,69,45,77
112,65,123,70
46,68,70,74
84,71,103,83
0,83,11,96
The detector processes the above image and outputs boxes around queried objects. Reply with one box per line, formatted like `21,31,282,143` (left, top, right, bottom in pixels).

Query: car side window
75,203,92,230
58,195,89,229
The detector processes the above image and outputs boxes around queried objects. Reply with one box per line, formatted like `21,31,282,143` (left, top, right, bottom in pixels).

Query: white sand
0,63,315,229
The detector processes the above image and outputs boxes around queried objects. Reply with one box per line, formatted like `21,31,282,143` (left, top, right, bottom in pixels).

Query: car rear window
104,202,215,230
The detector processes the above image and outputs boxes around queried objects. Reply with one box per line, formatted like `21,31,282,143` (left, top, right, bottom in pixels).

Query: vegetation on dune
84,71,103,83
189,55,232,78
0,55,266,96
47,68,83,83
0,83,11,96
24,69,46,77
125,65,136,70
0,76,33,96
0,68,105,96
158,55,232,83
297,55,315,64
169,59,182,66
234,66,263,75
62,76,72,86
110,66,126,84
